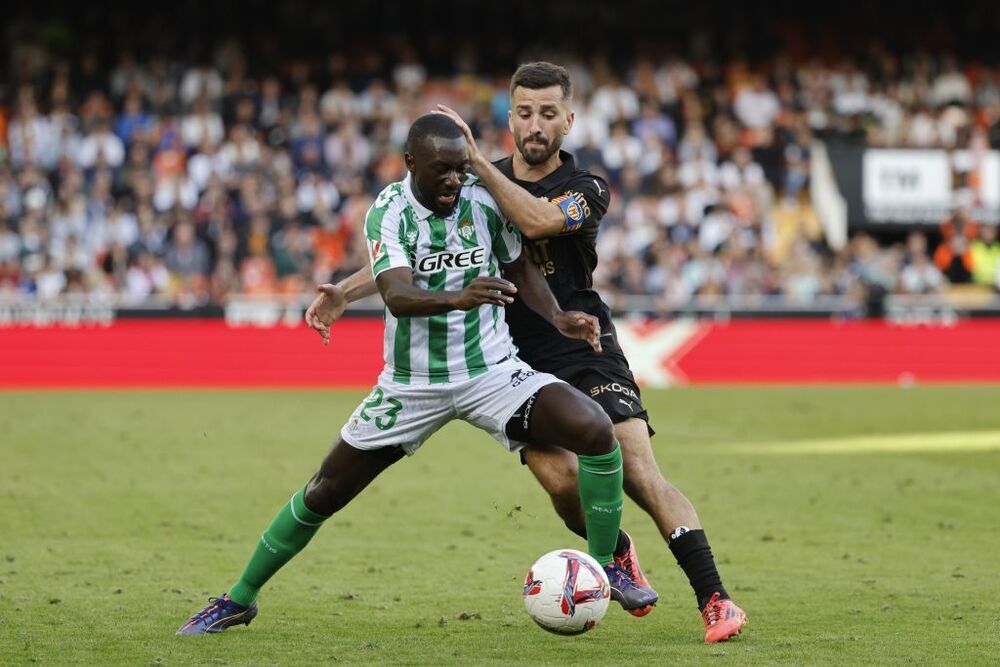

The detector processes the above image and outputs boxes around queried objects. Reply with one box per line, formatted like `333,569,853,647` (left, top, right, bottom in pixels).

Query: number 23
359,387,404,431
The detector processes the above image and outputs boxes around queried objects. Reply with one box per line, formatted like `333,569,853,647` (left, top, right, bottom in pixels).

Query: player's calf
306,439,406,515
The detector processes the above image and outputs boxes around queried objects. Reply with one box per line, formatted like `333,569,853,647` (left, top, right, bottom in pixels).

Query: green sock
577,442,624,566
228,486,328,606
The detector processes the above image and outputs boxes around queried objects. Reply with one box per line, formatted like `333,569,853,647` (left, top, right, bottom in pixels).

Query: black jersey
494,151,620,371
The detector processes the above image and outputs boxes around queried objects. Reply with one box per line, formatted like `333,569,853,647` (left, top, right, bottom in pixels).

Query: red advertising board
0,320,384,389
636,319,1000,385
1,319,998,388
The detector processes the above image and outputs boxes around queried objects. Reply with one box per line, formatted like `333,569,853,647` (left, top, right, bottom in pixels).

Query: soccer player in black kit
308,62,747,642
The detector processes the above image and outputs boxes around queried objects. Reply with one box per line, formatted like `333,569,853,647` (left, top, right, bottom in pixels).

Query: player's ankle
613,529,630,558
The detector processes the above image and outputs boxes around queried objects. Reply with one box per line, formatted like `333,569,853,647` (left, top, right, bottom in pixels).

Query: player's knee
303,474,348,516
574,406,615,457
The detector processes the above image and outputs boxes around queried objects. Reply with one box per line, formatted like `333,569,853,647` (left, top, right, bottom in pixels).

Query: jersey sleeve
549,174,611,235
364,192,411,279
495,214,523,264
474,188,522,265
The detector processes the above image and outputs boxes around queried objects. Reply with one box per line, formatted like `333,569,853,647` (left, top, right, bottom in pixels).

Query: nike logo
593,179,605,197
600,333,613,338
618,398,634,411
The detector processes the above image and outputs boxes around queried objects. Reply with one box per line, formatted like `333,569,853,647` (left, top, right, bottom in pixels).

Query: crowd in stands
2,17,1000,313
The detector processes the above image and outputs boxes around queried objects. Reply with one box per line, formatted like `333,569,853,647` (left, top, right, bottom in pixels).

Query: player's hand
553,310,602,353
305,283,347,346
451,277,516,311
435,105,484,164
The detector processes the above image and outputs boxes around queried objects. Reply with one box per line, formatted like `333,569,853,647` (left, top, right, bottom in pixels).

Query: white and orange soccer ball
522,549,611,635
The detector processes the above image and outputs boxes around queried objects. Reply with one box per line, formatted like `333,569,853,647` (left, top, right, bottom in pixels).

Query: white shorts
340,357,564,455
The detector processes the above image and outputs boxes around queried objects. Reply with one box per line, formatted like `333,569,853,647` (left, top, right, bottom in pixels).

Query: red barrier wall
1,319,998,388
671,320,1000,384
0,320,385,389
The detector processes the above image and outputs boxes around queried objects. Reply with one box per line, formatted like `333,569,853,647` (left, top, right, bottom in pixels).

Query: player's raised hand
553,310,603,353
451,277,517,311
435,105,482,162
305,283,347,346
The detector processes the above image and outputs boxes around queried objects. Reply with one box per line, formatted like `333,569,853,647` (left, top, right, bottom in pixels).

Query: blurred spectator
180,62,224,107
8,92,57,169
719,146,766,191
124,250,169,305
165,221,210,280
239,214,278,296
601,121,643,181
970,224,1000,289
934,208,978,283
181,96,225,149
632,100,676,148
1,10,997,311
76,119,125,169
734,75,780,131
900,232,946,294
115,91,155,147
931,56,972,107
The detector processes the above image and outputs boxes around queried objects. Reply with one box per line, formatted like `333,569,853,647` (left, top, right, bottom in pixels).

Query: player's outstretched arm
376,267,516,318
436,105,566,240
502,253,602,352
304,265,381,346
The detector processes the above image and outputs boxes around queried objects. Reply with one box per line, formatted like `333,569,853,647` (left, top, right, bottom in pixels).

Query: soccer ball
522,549,610,635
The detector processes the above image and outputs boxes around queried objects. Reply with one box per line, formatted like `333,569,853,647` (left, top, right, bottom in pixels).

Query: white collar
403,173,435,221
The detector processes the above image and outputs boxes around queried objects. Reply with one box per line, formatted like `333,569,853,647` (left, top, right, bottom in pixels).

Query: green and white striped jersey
365,173,522,385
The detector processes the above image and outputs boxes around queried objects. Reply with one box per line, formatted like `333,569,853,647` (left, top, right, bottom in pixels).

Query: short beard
516,133,561,166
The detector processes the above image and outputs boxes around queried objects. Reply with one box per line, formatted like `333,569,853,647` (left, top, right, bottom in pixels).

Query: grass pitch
2,386,999,665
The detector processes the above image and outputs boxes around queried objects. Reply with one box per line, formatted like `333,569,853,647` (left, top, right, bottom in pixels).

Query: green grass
2,386,1000,665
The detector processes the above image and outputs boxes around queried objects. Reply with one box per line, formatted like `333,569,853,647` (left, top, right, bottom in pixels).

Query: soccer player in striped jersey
309,64,747,643
177,113,656,635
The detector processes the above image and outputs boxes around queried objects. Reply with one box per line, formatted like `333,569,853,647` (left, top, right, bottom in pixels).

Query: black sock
668,528,728,609
578,526,630,559
613,529,629,558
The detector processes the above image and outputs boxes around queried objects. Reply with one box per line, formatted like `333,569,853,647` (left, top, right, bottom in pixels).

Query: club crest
458,219,475,241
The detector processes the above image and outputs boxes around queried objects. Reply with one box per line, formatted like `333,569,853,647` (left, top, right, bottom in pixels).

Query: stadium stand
1,2,999,318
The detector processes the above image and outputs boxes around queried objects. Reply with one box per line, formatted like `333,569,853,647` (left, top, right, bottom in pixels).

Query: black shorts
520,359,656,465
516,354,655,463
561,361,654,435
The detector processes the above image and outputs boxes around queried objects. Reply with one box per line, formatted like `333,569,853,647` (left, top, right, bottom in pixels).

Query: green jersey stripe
486,243,500,336
426,217,450,383
389,204,419,383
456,198,487,378
479,201,514,263
399,207,418,269
366,183,404,276
392,317,412,383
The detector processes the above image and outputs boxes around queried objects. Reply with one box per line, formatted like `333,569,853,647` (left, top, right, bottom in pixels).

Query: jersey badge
458,219,475,241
